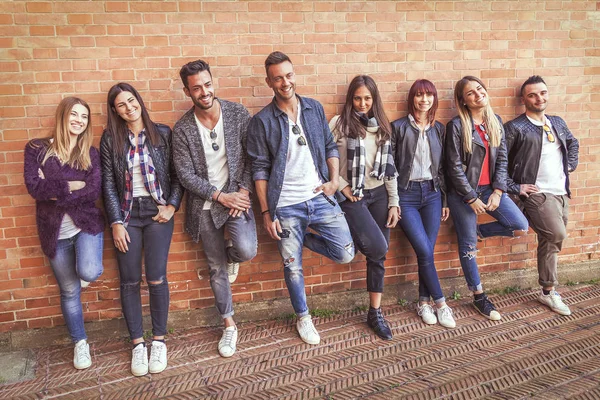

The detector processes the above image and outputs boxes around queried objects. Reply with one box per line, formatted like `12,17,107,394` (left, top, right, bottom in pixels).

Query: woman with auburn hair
101,83,183,377
445,76,528,321
391,79,455,329
330,75,400,340
24,97,104,370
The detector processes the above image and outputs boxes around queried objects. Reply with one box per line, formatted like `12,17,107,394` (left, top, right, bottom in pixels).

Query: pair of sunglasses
209,129,219,151
543,124,555,143
291,124,307,146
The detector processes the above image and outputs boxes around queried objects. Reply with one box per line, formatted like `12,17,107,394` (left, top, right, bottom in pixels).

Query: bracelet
467,197,478,205
261,209,270,215
492,191,502,197
216,191,222,202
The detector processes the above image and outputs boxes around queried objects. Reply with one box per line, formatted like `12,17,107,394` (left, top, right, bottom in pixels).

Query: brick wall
1,1,598,333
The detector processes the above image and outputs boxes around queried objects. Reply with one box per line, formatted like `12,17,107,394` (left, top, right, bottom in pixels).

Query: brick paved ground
1,284,599,399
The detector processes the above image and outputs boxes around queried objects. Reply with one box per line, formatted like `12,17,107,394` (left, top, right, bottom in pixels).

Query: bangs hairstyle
105,82,159,152
39,96,93,170
407,79,438,125
453,76,502,154
333,75,391,145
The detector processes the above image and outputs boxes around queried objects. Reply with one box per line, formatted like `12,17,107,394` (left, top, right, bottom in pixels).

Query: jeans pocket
527,192,547,207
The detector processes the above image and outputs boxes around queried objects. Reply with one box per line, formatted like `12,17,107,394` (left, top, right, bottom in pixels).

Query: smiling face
68,103,89,138
413,90,435,114
113,91,142,125
266,61,296,104
183,70,215,110
462,80,488,111
522,82,549,114
352,85,373,114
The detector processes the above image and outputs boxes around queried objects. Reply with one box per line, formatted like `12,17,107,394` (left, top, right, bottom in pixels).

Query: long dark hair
334,75,391,145
106,82,159,152
407,79,439,125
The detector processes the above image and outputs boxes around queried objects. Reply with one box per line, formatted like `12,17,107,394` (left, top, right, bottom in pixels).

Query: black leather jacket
100,123,183,225
391,116,447,205
445,115,508,202
504,113,578,198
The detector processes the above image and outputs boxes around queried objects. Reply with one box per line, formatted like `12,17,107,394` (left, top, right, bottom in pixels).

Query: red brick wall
1,1,598,333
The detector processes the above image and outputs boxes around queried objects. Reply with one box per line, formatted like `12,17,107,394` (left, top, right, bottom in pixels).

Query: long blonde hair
453,76,501,154
41,97,93,170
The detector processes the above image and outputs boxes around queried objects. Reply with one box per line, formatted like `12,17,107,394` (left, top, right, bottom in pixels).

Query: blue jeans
340,185,389,293
197,209,257,318
116,197,174,340
398,181,445,304
49,231,104,343
275,194,355,317
448,185,529,292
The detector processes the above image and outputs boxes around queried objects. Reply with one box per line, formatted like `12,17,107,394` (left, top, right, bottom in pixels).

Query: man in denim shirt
247,51,355,345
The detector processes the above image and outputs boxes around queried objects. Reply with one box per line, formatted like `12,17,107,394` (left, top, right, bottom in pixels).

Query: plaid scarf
346,115,397,197
121,129,165,225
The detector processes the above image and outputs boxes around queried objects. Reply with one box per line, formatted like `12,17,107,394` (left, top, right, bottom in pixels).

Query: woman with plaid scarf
101,83,183,377
329,75,400,341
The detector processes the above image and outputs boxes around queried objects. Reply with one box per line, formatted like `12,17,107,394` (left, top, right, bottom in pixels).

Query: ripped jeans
116,197,173,340
448,185,528,292
275,193,355,317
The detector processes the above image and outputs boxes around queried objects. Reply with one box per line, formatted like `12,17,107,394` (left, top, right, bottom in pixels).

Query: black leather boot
367,307,393,340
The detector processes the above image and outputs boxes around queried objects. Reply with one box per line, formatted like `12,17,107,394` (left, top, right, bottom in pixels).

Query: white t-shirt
194,112,229,210
132,151,151,198
58,213,81,240
527,115,566,195
277,108,323,208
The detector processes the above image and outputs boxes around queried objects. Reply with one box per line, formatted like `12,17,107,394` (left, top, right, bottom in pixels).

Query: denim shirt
247,95,339,220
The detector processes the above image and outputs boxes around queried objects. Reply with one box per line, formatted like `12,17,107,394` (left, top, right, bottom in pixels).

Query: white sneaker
149,341,167,373
218,326,238,357
436,305,456,329
296,315,320,345
417,304,437,325
80,279,90,288
227,262,240,283
73,339,92,370
539,290,571,316
131,343,148,376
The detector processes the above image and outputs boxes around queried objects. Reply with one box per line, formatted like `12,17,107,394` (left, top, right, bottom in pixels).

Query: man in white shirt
173,59,257,358
504,75,579,316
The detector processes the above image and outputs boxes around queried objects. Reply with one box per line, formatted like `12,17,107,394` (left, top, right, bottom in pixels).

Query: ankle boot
367,307,393,340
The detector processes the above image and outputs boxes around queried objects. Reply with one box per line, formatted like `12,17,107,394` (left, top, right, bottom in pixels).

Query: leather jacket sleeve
435,122,448,207
503,120,522,195
492,117,509,193
158,124,184,210
100,131,124,225
445,119,477,202
558,117,579,172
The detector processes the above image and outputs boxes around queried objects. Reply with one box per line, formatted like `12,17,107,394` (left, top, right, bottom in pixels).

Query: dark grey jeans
197,209,257,318
116,197,173,340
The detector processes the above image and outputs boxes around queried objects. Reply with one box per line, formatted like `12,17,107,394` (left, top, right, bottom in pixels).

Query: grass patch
450,291,461,300
353,305,368,313
489,285,521,295
397,298,409,306
565,280,577,286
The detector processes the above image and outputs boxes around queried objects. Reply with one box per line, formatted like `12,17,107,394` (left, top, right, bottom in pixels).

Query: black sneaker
367,307,393,340
473,293,502,321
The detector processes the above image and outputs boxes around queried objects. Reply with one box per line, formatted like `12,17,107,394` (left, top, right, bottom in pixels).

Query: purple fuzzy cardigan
24,139,105,258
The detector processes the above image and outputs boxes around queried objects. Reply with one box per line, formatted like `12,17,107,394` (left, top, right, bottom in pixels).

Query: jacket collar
271,95,312,118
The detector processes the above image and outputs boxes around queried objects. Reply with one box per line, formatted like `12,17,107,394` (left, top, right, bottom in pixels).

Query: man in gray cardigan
173,59,257,358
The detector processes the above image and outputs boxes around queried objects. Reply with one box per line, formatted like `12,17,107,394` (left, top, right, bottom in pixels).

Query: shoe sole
149,365,167,373
131,369,149,377
538,299,571,316
74,362,92,370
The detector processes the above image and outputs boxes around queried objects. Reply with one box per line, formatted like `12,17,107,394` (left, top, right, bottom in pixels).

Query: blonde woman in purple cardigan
24,97,104,370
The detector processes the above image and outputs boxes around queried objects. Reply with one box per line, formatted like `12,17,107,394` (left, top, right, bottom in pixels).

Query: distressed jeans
275,194,355,317
49,231,104,343
448,185,528,292
398,181,445,304
116,197,174,340
197,209,257,318
340,185,389,293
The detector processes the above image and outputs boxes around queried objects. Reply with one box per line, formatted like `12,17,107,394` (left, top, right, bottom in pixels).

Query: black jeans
340,185,390,293
116,197,173,340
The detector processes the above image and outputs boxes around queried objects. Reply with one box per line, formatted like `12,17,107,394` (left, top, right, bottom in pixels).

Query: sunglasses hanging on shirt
478,123,490,142
292,124,307,146
543,124,555,143
209,129,219,151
